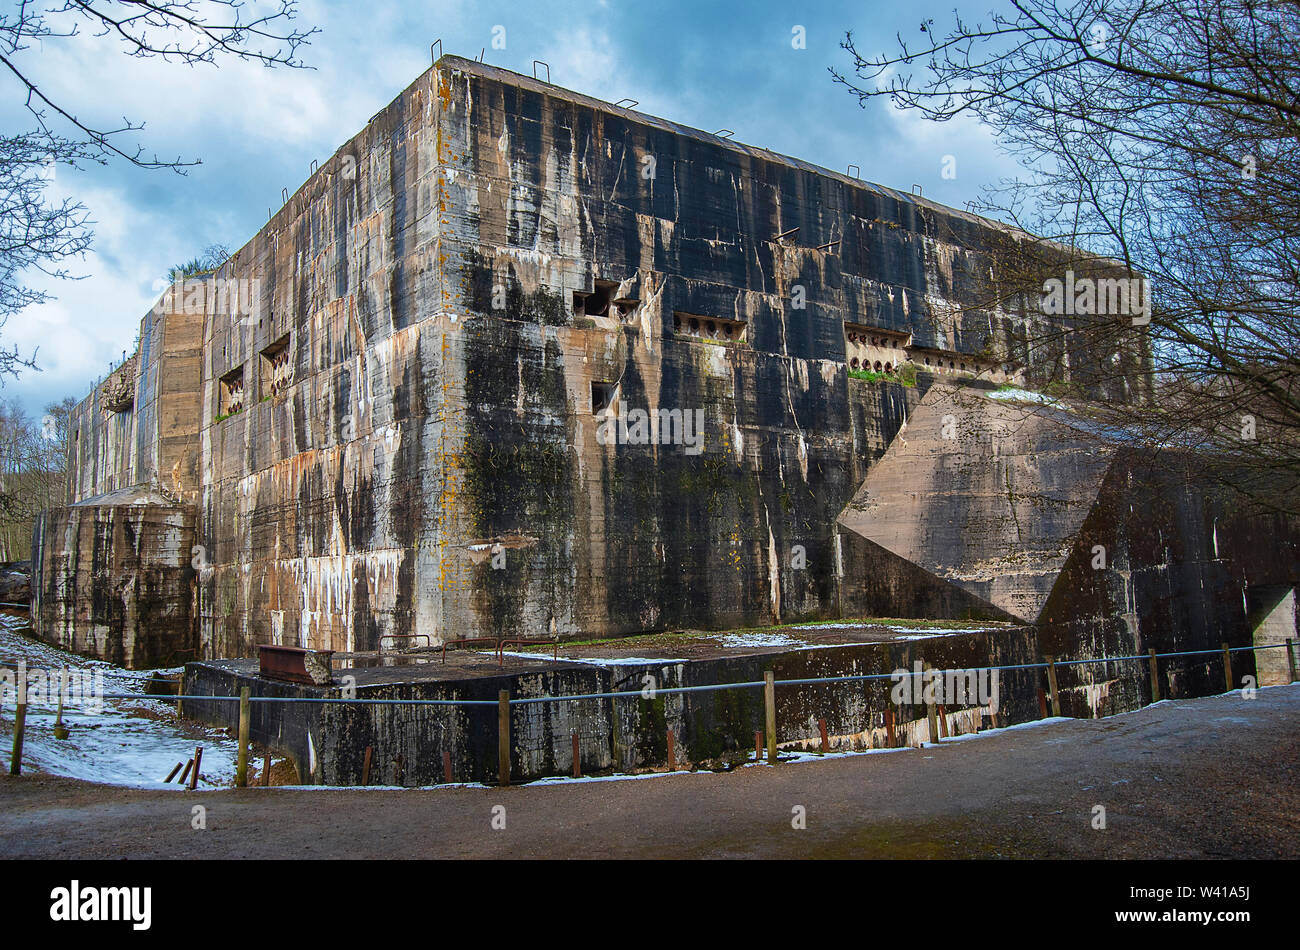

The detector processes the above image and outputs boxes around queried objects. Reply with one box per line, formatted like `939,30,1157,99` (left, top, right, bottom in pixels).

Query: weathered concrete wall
64,306,204,505
838,384,1117,623
192,59,448,658
1247,586,1296,686
423,58,1091,647
31,490,198,668
47,56,1147,662
837,384,1300,714
33,304,204,665
1041,454,1300,715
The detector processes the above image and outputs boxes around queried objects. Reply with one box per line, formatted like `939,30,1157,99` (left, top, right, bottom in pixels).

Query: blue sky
3,0,1017,418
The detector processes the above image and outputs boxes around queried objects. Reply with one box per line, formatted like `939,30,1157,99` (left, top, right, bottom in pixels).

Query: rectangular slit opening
219,367,245,419
260,334,292,400
591,381,618,415
672,312,746,343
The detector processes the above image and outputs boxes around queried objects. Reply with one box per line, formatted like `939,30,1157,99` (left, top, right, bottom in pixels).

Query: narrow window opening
219,367,245,418
574,279,619,318
260,334,292,400
591,381,618,415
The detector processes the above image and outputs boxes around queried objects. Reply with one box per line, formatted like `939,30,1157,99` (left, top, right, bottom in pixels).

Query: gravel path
2,685,1297,859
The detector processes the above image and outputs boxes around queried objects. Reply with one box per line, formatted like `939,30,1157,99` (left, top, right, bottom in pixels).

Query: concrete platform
182,620,1049,786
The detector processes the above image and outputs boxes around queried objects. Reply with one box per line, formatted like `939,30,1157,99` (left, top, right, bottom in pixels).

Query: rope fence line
5,638,1297,783
2,641,1295,708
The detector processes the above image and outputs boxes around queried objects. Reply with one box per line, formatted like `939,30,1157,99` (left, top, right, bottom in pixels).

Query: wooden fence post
572,733,581,778
53,670,68,740
884,707,896,748
666,728,675,771
924,664,939,743
8,700,26,776
262,755,271,787
1221,643,1234,693
235,687,251,787
764,670,777,763
1288,638,1298,684
498,689,510,786
818,718,829,754
442,749,453,784
188,746,203,790
1148,649,1161,703
361,746,373,785
1046,655,1062,717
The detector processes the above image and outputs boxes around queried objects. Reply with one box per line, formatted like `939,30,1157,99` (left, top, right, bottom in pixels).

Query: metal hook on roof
477,48,485,62
715,129,734,138
533,60,550,82
847,164,860,179
615,98,638,110
310,159,318,175
431,39,442,62
282,187,289,204
911,184,923,196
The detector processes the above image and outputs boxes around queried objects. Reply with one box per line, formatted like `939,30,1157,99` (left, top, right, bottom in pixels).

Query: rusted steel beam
258,645,334,685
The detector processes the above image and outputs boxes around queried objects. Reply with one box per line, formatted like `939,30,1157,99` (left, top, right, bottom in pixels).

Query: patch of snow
486,650,687,667
0,616,241,789
987,388,1062,405
713,632,806,649
563,656,688,668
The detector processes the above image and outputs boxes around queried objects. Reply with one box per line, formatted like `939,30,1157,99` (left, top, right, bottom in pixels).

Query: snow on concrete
713,632,805,648
986,388,1064,405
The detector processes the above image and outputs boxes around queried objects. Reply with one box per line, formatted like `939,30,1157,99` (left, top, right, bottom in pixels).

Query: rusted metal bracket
439,636,559,666
496,638,559,666
379,633,432,652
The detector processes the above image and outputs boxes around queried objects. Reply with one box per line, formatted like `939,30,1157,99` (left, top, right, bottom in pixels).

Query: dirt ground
1,686,1296,859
